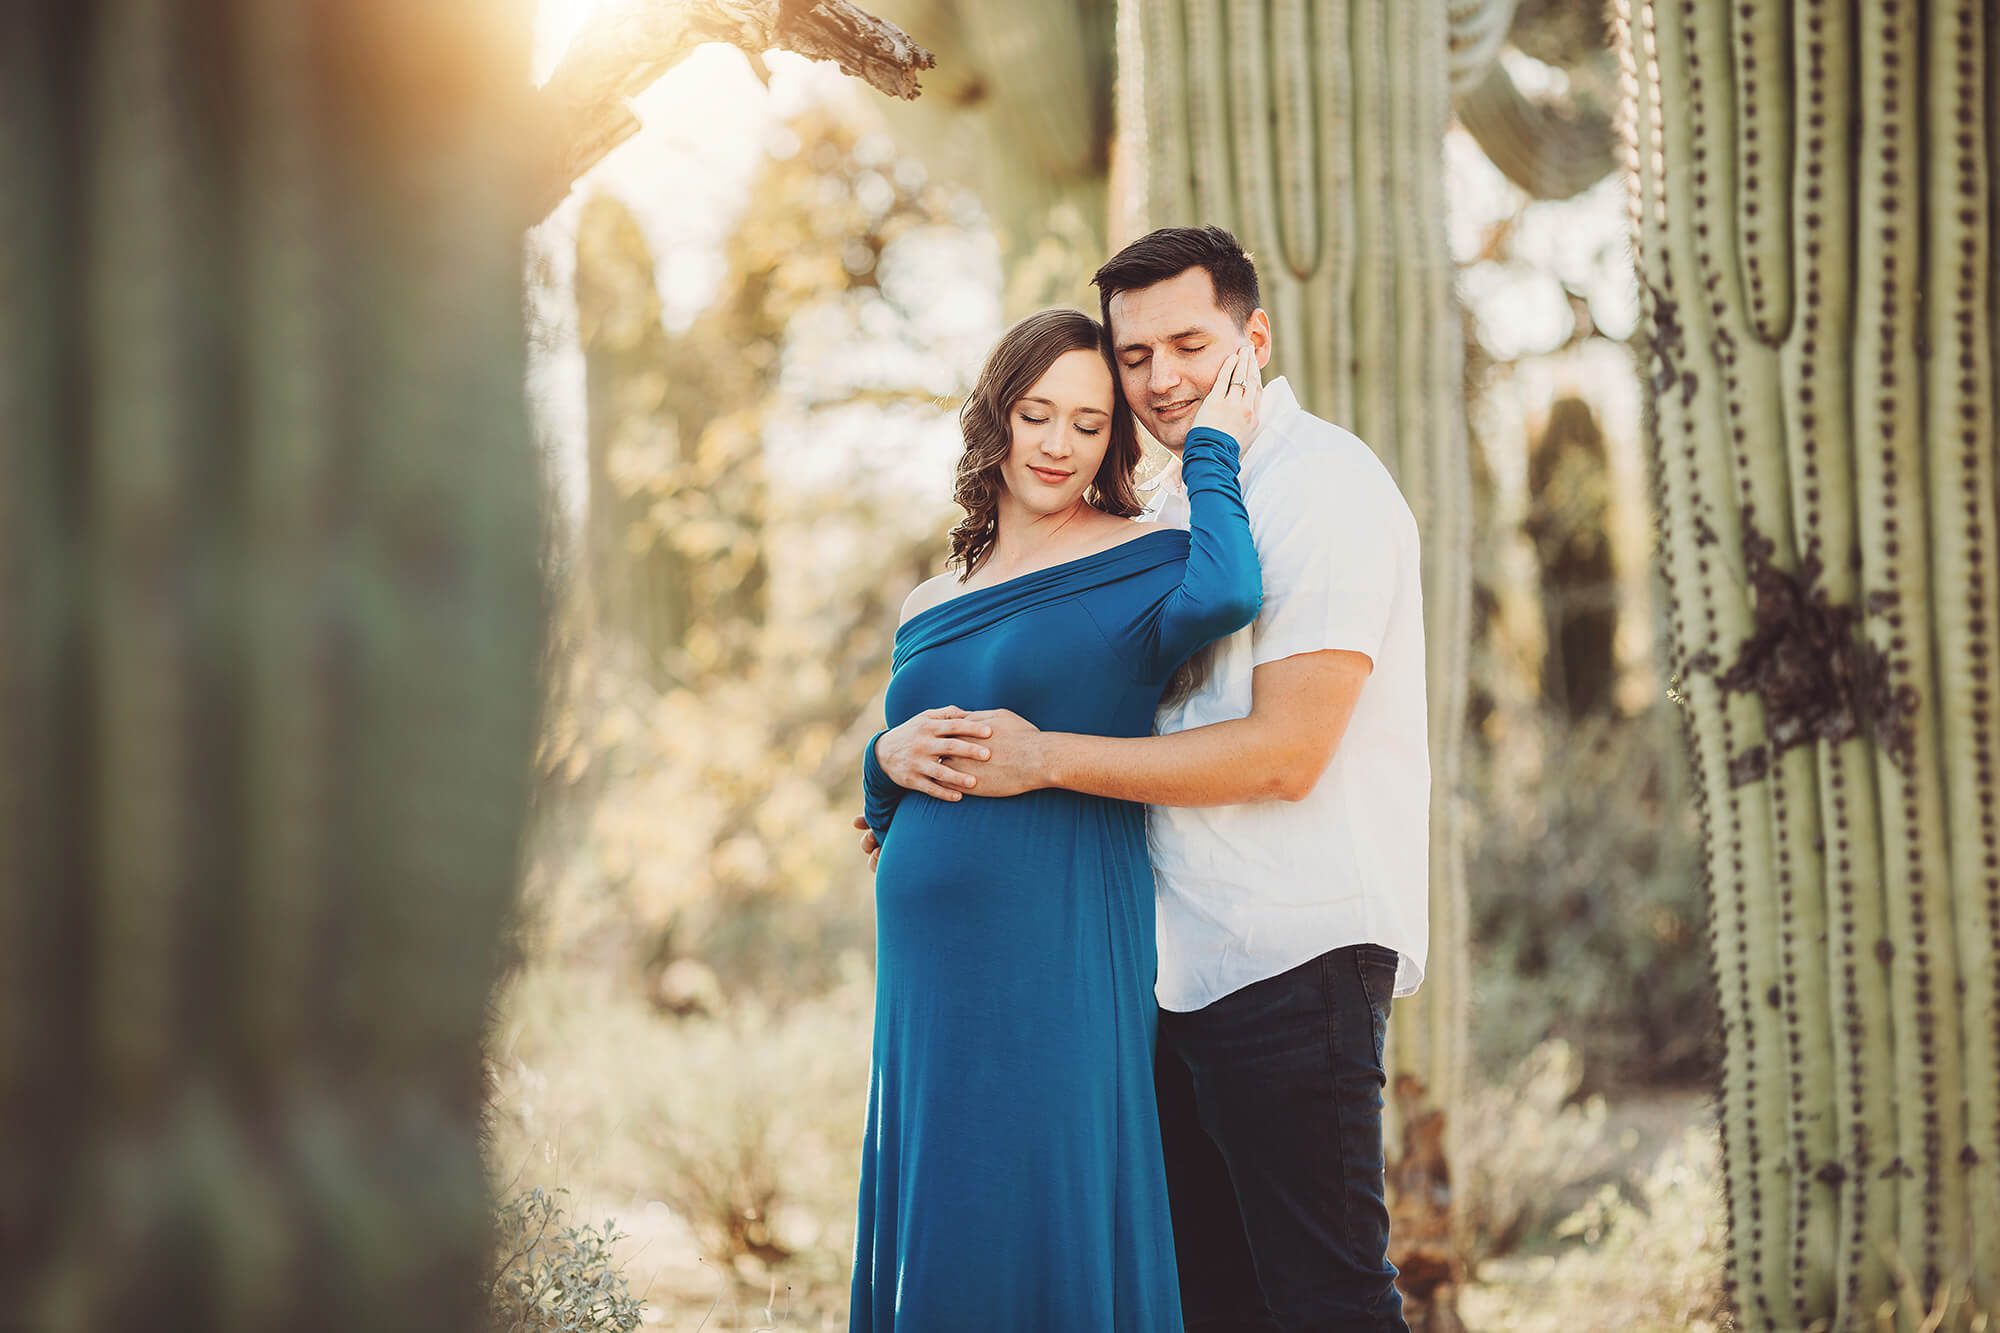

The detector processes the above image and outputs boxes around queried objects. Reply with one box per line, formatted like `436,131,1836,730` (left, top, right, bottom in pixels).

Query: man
863,226,1428,1331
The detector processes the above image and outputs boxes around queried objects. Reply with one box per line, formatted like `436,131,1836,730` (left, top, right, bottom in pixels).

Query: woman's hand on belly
851,814,881,872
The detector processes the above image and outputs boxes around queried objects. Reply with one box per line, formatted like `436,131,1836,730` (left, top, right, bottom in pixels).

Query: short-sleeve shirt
1144,375,1430,1008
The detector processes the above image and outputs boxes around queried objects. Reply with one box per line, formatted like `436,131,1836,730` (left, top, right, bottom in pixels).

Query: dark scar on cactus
1645,287,1684,398
1729,744,1769,785
1712,520,1917,784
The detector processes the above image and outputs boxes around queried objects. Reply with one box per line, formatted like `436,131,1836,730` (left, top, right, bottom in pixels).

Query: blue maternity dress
849,426,1260,1331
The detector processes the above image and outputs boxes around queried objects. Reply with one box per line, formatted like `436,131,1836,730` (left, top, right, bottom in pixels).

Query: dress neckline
898,526,1183,638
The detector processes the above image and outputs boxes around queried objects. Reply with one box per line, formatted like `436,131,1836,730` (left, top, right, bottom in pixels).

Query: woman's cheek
1077,441,1107,496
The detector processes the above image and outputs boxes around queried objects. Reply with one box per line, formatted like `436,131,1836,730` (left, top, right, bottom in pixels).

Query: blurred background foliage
482,17,1717,1321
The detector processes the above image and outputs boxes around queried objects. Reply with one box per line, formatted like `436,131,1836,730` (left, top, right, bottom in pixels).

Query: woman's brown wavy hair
947,308,1145,578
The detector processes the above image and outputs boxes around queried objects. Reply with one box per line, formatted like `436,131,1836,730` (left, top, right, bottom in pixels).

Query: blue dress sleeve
1132,425,1262,678
862,727,903,839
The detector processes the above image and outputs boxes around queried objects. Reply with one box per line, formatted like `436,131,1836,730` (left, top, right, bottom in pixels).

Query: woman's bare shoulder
899,572,961,626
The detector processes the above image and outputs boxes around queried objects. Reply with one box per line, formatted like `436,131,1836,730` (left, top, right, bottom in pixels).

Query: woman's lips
1028,466,1073,484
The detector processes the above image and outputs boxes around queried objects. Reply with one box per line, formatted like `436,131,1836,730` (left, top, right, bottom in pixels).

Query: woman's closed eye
1019,409,1101,436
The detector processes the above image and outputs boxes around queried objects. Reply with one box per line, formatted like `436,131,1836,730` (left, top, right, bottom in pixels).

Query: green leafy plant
489,1186,644,1333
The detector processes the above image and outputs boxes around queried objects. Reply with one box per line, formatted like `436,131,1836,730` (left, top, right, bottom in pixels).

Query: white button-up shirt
1144,376,1431,1008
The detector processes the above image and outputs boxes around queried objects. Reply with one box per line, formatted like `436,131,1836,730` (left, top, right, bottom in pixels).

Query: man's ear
1247,309,1274,369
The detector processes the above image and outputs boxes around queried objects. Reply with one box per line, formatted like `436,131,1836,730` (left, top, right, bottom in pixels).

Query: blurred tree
0,3,545,1330
1619,0,1998,1327
0,1,953,1326
547,109,961,991
574,199,764,687
572,109,947,686
1525,395,1617,718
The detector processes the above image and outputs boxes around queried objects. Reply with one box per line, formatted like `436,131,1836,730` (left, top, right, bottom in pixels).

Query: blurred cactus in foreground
0,3,546,1329
1617,1,1997,1327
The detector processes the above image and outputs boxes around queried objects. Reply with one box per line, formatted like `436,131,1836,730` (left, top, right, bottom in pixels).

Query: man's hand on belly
877,706,993,799
939,709,1047,798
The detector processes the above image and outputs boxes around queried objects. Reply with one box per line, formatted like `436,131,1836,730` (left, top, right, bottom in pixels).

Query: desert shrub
1463,1124,1728,1332
486,960,873,1324
489,1185,645,1333
631,979,871,1280
1457,1041,1626,1264
1536,1126,1729,1330
1468,706,1714,1090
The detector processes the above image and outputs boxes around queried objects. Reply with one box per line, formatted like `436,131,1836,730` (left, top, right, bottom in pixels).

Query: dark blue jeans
1155,943,1408,1332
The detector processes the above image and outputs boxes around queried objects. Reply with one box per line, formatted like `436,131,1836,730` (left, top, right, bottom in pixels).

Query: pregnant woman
849,308,1262,1330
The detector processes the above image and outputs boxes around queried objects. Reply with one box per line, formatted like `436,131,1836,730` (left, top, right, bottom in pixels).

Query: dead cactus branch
534,0,933,220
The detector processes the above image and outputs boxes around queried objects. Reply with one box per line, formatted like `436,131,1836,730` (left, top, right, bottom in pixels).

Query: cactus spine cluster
1617,0,1997,1326
1123,0,1473,1317
0,3,546,1328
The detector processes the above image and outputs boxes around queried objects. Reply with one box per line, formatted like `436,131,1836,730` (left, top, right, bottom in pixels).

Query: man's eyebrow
1019,396,1109,416
1117,328,1209,354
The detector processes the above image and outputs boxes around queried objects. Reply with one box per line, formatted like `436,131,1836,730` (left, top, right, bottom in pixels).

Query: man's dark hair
1091,225,1261,331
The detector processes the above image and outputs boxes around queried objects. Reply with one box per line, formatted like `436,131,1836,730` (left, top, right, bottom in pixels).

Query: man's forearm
1039,718,1309,806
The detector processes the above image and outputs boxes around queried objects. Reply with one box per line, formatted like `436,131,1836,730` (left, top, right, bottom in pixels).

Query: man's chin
1147,420,1194,453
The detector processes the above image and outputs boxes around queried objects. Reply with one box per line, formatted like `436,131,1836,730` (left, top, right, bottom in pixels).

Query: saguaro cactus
1122,1,1473,1323
1526,395,1619,718
867,0,1115,311
0,4,545,1329
1617,1,1997,1327
1449,0,1623,202
575,197,709,687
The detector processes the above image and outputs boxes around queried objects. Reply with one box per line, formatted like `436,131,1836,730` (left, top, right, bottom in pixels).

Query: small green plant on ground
490,1185,645,1333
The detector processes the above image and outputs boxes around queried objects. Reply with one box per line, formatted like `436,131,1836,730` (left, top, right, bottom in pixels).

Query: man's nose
1148,360,1179,397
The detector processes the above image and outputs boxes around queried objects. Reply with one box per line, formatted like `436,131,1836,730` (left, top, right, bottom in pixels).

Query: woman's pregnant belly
873,789,1148,963
871,789,1156,1078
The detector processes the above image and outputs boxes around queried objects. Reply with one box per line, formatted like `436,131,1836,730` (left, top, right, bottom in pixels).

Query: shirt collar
1252,375,1302,445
